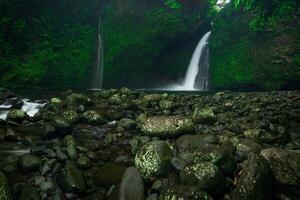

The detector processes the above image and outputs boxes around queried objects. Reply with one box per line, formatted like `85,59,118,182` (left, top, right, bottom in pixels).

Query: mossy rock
137,115,195,138
135,141,172,181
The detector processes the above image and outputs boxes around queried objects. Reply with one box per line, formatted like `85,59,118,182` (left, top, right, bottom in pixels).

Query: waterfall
182,31,211,90
92,15,104,89
165,31,211,91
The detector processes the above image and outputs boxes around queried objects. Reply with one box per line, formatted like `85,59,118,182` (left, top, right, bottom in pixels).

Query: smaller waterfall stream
166,31,211,91
92,15,104,89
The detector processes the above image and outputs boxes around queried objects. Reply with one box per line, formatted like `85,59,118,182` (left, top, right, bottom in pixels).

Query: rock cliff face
209,4,300,91
101,0,210,88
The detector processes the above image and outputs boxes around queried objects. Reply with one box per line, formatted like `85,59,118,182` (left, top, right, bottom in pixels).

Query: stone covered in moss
193,145,236,173
81,111,106,125
135,141,172,180
63,135,78,160
192,108,217,125
6,109,28,123
62,110,79,125
159,185,212,200
180,162,224,193
260,148,300,198
232,155,272,200
137,115,194,138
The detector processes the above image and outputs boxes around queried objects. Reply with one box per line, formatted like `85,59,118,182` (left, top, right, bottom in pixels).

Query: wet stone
76,156,92,169
135,141,172,180
137,115,195,138
180,162,225,194
232,155,273,200
18,154,42,173
63,135,78,160
57,161,86,193
118,167,145,200
94,163,126,188
192,107,217,125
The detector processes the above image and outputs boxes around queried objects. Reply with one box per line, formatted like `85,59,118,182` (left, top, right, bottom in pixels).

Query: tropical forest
0,0,299,199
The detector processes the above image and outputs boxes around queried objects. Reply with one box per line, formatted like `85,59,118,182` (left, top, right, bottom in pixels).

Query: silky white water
0,100,45,120
92,15,104,89
165,31,211,91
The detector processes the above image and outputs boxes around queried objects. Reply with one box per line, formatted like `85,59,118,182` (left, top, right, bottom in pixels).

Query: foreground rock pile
0,88,299,200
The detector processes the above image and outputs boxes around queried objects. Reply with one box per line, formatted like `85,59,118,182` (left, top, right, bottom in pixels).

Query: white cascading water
92,15,104,89
0,100,45,120
166,31,211,91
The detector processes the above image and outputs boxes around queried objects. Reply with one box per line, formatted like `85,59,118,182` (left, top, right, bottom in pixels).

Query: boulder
135,141,172,180
232,155,273,200
94,163,126,188
18,154,42,173
192,108,217,125
192,144,236,174
62,110,79,125
118,118,136,130
159,185,212,200
63,135,78,160
57,162,86,193
137,115,194,138
6,110,28,123
81,111,106,125
119,167,145,200
180,162,224,194
175,134,218,153
260,148,300,198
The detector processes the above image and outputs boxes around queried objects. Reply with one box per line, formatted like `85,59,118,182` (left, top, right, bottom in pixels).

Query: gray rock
57,162,86,193
81,111,106,125
18,154,42,173
135,141,172,180
119,167,145,200
260,148,300,198
0,171,12,200
232,155,273,200
192,108,217,125
137,115,194,138
180,162,224,194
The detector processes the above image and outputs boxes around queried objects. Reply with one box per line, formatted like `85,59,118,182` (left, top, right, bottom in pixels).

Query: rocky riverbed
0,88,300,200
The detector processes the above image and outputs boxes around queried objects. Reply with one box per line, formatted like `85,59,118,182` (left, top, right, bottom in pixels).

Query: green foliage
164,0,182,10
210,3,300,90
231,0,299,31
0,0,98,89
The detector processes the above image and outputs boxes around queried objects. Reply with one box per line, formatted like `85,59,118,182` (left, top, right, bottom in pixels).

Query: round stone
135,141,172,180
